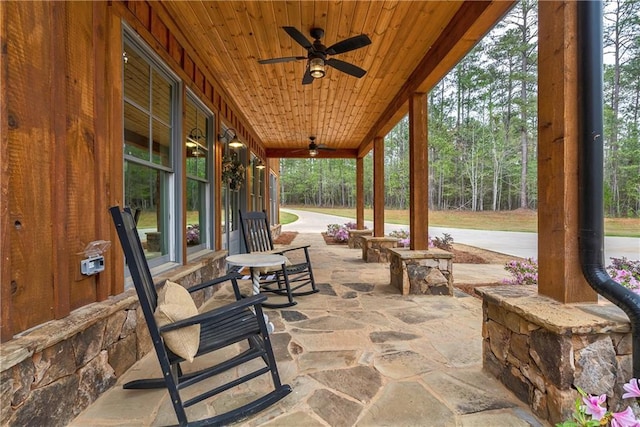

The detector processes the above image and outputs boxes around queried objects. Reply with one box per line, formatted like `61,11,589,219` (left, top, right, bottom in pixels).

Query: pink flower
623,378,640,399
611,407,640,427
582,394,607,420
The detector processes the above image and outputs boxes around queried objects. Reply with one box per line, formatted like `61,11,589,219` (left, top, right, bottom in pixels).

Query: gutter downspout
578,0,640,377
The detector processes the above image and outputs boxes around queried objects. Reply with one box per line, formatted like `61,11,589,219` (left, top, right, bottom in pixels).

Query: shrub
503,258,538,286
326,224,341,237
432,233,454,251
607,257,640,291
504,257,640,290
334,227,349,242
389,229,410,247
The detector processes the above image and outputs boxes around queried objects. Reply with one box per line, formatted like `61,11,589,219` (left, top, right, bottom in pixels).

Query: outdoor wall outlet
79,240,110,276
81,256,105,276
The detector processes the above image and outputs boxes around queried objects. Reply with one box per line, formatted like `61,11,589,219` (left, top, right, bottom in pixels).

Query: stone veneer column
477,286,632,425
388,248,453,295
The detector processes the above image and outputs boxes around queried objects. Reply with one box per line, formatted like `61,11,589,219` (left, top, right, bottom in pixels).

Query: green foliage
278,1,639,217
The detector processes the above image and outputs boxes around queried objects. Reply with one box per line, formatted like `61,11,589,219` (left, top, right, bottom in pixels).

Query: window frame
185,91,215,257
122,26,183,270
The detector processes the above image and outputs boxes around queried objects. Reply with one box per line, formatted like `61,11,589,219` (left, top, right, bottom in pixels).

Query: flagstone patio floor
70,233,547,426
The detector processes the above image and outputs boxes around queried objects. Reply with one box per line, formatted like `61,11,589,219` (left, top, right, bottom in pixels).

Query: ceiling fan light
309,57,325,79
309,148,319,157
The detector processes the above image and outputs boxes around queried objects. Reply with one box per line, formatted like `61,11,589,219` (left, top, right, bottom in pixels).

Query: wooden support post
373,137,385,237
409,93,429,250
356,157,365,229
537,1,595,303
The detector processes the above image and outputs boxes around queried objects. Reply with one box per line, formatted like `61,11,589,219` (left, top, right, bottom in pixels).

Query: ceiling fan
295,136,336,157
258,26,371,85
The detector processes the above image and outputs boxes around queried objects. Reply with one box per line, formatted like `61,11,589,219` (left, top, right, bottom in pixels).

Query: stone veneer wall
477,285,634,425
0,251,227,426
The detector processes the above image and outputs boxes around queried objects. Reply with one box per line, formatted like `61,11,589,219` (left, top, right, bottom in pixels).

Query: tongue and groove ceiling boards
158,1,514,158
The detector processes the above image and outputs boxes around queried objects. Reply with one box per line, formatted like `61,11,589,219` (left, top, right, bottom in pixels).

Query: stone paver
70,233,547,427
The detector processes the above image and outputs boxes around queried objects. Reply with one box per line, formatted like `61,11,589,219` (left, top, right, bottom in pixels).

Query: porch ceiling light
309,57,326,79
309,148,319,157
256,160,266,170
219,128,244,149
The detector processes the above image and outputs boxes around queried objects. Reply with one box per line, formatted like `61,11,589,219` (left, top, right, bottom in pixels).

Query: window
123,32,180,267
250,154,264,211
185,94,214,254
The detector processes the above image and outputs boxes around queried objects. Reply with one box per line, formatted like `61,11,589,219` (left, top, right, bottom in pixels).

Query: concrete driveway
281,208,639,261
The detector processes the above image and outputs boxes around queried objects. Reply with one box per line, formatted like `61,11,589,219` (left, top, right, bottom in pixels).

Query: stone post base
387,248,453,295
361,236,398,263
348,229,373,249
476,285,632,425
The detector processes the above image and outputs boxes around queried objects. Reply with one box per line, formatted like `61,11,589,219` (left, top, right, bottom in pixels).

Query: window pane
152,69,172,124
186,178,206,250
124,161,169,260
124,102,150,160
152,119,171,167
124,45,150,108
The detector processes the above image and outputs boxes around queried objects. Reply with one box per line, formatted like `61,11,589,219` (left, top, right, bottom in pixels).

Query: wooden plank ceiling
158,1,514,158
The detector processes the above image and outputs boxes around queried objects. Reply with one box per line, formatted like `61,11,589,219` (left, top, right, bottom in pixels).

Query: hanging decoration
222,155,245,191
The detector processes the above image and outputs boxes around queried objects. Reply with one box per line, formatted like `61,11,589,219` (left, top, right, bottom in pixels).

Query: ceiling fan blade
318,144,336,151
283,26,313,50
258,56,306,64
326,34,371,55
302,67,314,85
326,58,367,78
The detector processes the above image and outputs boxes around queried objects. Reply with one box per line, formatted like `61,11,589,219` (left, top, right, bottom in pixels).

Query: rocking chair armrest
187,272,243,294
270,244,311,254
159,294,267,333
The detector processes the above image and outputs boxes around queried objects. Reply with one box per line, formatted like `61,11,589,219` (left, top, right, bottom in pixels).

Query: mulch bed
321,232,487,263
321,232,349,246
274,231,298,245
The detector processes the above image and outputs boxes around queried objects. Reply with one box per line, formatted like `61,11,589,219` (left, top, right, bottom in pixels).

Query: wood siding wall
1,0,269,340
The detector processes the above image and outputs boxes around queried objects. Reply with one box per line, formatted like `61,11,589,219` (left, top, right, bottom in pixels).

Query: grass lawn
133,207,639,237
284,206,640,238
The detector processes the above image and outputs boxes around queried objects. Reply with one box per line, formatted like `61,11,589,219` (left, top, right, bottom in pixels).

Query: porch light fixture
256,160,266,170
186,127,204,148
309,147,319,157
187,128,205,156
309,57,326,79
219,128,244,148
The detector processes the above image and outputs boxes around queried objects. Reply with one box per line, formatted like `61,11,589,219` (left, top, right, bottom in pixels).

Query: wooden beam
373,137,385,237
409,94,429,250
265,148,358,159
356,157,365,230
537,1,595,303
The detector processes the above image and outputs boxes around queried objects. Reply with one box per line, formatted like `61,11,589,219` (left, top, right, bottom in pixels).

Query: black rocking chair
109,206,291,427
239,210,319,308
